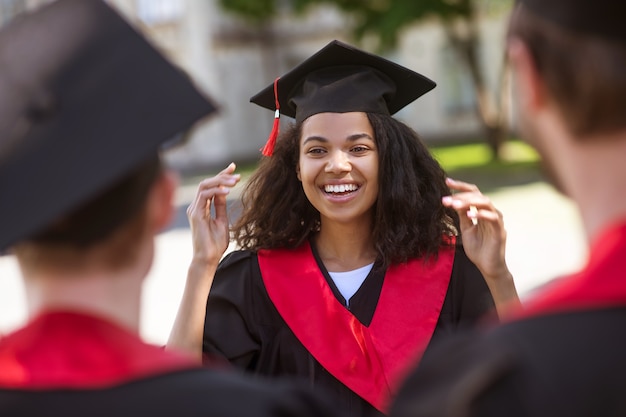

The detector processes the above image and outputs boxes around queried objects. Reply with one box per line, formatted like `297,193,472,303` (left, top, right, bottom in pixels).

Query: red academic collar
0,310,197,389
515,221,626,320
257,240,455,412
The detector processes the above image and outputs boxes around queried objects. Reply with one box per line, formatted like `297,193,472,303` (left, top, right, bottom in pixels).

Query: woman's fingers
212,188,230,223
442,194,495,225
196,163,240,193
188,188,229,216
446,177,478,192
443,178,502,227
188,163,241,223
185,164,242,264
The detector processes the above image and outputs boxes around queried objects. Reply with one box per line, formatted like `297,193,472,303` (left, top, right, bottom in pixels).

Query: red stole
515,222,626,320
0,311,197,389
257,240,455,412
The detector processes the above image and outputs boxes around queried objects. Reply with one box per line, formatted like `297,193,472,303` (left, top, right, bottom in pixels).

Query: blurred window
136,0,183,24
439,44,476,117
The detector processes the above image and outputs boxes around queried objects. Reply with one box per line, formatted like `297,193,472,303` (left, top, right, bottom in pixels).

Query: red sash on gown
258,240,455,412
0,311,196,389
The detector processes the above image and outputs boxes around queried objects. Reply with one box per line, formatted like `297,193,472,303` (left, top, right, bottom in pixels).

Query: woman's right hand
167,163,241,360
187,162,241,267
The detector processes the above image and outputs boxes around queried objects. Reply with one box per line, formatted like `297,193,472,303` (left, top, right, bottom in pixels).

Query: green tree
219,0,513,159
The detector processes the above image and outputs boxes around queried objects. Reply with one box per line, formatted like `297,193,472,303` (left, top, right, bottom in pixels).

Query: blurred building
0,0,512,173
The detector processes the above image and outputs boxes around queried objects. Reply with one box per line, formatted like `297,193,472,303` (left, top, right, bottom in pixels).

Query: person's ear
296,163,302,181
507,38,547,113
146,169,178,234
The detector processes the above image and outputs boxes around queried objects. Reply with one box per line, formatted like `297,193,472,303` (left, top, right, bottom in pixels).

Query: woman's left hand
443,177,507,278
443,178,519,313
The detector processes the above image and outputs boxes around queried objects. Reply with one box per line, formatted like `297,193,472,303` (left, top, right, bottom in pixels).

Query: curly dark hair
232,113,459,268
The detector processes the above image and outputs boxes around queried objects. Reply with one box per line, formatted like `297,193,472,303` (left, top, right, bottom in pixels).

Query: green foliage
430,140,538,171
218,0,276,22
292,0,472,49
219,0,513,49
428,140,541,190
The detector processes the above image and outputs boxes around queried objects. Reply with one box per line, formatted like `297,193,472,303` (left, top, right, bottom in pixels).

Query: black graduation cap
518,0,626,41
250,40,436,156
0,0,218,251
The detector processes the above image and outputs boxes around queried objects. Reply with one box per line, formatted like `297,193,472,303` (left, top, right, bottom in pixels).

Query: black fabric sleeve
428,245,498,347
202,250,261,368
444,246,497,323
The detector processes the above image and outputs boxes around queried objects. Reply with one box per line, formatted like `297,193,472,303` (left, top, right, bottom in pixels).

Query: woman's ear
296,163,302,181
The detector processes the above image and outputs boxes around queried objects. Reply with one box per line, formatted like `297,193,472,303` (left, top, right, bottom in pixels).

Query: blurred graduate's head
0,0,217,269
508,0,626,140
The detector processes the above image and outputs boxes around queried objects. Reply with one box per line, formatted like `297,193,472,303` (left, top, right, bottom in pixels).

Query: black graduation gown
389,222,626,417
389,308,626,417
0,311,341,417
203,242,496,417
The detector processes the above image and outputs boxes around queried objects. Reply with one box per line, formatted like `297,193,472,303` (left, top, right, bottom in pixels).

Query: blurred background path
0,175,586,345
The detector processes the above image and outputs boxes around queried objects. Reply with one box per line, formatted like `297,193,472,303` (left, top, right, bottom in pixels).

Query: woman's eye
307,148,325,154
351,145,369,153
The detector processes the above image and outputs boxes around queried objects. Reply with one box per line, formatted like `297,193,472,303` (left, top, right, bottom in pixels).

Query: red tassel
261,77,281,157
262,109,280,156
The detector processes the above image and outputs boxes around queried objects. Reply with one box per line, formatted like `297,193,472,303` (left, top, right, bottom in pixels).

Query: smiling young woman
168,40,520,417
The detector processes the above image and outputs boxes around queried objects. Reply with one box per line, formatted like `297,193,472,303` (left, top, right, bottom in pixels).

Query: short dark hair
232,114,457,268
508,4,626,137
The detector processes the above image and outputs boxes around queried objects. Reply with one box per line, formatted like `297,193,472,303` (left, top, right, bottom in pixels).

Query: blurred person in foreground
0,1,341,416
389,1,626,416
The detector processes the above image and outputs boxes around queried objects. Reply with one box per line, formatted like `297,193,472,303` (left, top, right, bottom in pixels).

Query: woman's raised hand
167,163,241,359
443,177,519,313
187,162,241,266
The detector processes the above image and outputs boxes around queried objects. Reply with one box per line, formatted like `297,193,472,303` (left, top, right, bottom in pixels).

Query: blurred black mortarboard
0,0,218,251
518,0,626,41
250,40,436,156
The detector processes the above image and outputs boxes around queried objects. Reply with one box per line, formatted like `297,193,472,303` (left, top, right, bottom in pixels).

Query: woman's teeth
324,184,359,193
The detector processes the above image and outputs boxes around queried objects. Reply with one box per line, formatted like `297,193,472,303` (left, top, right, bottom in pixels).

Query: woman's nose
325,150,351,173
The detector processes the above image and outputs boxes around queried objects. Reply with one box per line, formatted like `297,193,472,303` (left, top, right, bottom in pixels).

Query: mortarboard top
250,40,436,155
518,0,626,41
0,0,218,251
251,40,436,121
